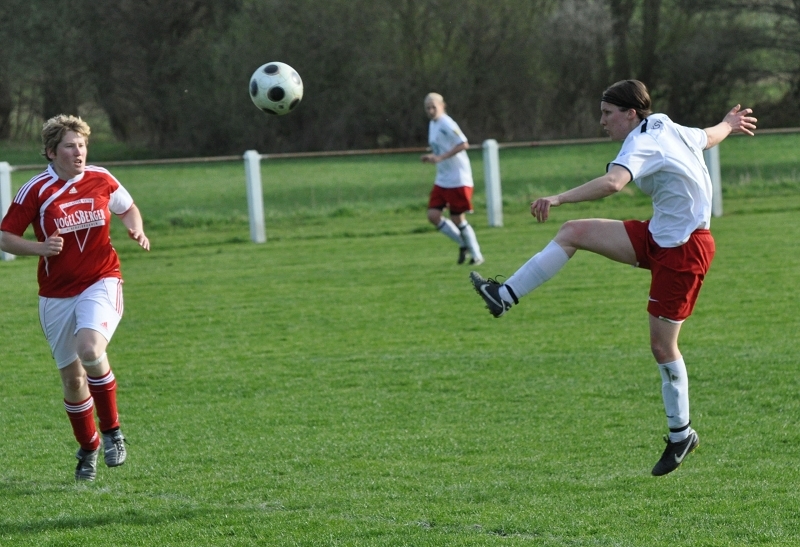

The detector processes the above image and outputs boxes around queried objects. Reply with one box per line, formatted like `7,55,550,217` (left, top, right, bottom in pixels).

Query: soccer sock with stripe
500,240,570,303
658,358,692,442
457,221,482,260
64,397,100,451
88,369,120,433
437,218,466,247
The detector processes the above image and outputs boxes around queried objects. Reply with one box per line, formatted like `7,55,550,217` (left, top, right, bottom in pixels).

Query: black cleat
652,431,699,476
469,271,512,318
458,247,468,265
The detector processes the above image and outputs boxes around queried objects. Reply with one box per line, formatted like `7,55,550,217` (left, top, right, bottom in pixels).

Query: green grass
1,134,799,545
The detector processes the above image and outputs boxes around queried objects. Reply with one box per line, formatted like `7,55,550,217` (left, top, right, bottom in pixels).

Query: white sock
503,241,570,302
437,219,465,246
457,221,482,260
658,358,692,442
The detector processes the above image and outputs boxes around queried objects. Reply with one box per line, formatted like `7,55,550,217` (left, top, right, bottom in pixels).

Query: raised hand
724,104,757,136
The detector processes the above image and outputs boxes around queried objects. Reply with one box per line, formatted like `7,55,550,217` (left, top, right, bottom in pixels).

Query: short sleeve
677,125,708,151
109,184,134,215
0,192,37,236
610,132,665,181
442,116,468,148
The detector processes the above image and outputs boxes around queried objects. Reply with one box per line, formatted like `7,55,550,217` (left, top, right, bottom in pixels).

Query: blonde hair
41,115,91,160
424,92,445,107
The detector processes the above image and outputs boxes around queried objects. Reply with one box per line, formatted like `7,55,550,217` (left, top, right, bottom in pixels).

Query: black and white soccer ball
249,62,303,116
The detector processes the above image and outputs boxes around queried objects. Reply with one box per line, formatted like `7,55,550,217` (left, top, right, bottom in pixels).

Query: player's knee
78,349,107,367
556,220,588,247
650,341,676,363
427,209,443,225
61,371,88,393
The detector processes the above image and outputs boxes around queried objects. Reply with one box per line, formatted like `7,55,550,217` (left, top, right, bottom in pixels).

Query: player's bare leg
553,219,636,264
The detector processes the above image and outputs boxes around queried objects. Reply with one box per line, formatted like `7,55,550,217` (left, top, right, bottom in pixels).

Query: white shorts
38,278,124,369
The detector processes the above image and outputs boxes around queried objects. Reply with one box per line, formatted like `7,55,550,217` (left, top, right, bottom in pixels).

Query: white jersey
610,113,712,247
428,113,473,189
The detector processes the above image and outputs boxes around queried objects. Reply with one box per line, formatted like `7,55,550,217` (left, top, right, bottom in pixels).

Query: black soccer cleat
458,247,468,265
469,271,512,318
652,430,699,476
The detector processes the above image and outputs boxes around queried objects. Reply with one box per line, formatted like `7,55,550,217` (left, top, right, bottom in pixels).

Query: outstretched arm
531,164,632,223
118,204,150,251
704,105,757,149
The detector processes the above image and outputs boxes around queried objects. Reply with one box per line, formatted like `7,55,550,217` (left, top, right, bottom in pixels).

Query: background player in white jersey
0,115,150,481
470,80,756,476
421,93,484,266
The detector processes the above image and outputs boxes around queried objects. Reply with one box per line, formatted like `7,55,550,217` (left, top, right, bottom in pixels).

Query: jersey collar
48,163,86,184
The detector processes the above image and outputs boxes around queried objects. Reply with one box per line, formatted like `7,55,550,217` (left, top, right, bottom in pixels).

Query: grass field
1,134,799,545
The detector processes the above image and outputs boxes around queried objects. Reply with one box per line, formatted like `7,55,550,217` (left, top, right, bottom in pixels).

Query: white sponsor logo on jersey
56,198,108,251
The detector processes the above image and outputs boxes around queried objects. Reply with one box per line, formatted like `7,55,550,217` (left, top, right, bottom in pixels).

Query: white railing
2,127,796,256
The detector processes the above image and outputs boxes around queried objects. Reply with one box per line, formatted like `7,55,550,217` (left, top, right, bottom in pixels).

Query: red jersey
0,165,134,298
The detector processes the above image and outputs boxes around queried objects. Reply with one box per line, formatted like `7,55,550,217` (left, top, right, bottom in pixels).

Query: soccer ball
249,62,303,116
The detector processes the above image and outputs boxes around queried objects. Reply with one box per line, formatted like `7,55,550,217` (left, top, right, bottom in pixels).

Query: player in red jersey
0,114,150,481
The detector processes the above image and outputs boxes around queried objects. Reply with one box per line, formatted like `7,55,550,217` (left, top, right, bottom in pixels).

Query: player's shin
504,240,570,300
65,397,100,451
87,367,120,433
658,358,692,441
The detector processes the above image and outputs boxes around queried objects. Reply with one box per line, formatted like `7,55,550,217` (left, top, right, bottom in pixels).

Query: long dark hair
601,80,652,120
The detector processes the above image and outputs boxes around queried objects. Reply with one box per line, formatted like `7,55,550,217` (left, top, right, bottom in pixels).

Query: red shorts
428,185,474,215
624,220,715,322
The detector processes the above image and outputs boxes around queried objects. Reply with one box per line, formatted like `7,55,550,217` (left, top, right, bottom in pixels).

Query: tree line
0,0,798,155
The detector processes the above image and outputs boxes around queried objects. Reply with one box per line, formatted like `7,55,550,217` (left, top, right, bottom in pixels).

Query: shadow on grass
0,478,205,536
0,510,202,537
0,483,225,539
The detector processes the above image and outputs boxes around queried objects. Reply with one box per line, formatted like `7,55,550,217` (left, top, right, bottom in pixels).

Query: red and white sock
64,397,99,451
88,369,120,433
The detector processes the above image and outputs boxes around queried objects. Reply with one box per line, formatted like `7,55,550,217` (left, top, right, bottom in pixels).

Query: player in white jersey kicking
421,93,484,266
0,115,150,481
470,80,757,476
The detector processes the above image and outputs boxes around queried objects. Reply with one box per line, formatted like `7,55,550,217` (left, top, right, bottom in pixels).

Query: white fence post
482,139,503,227
243,150,266,243
703,145,722,218
1,162,15,261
